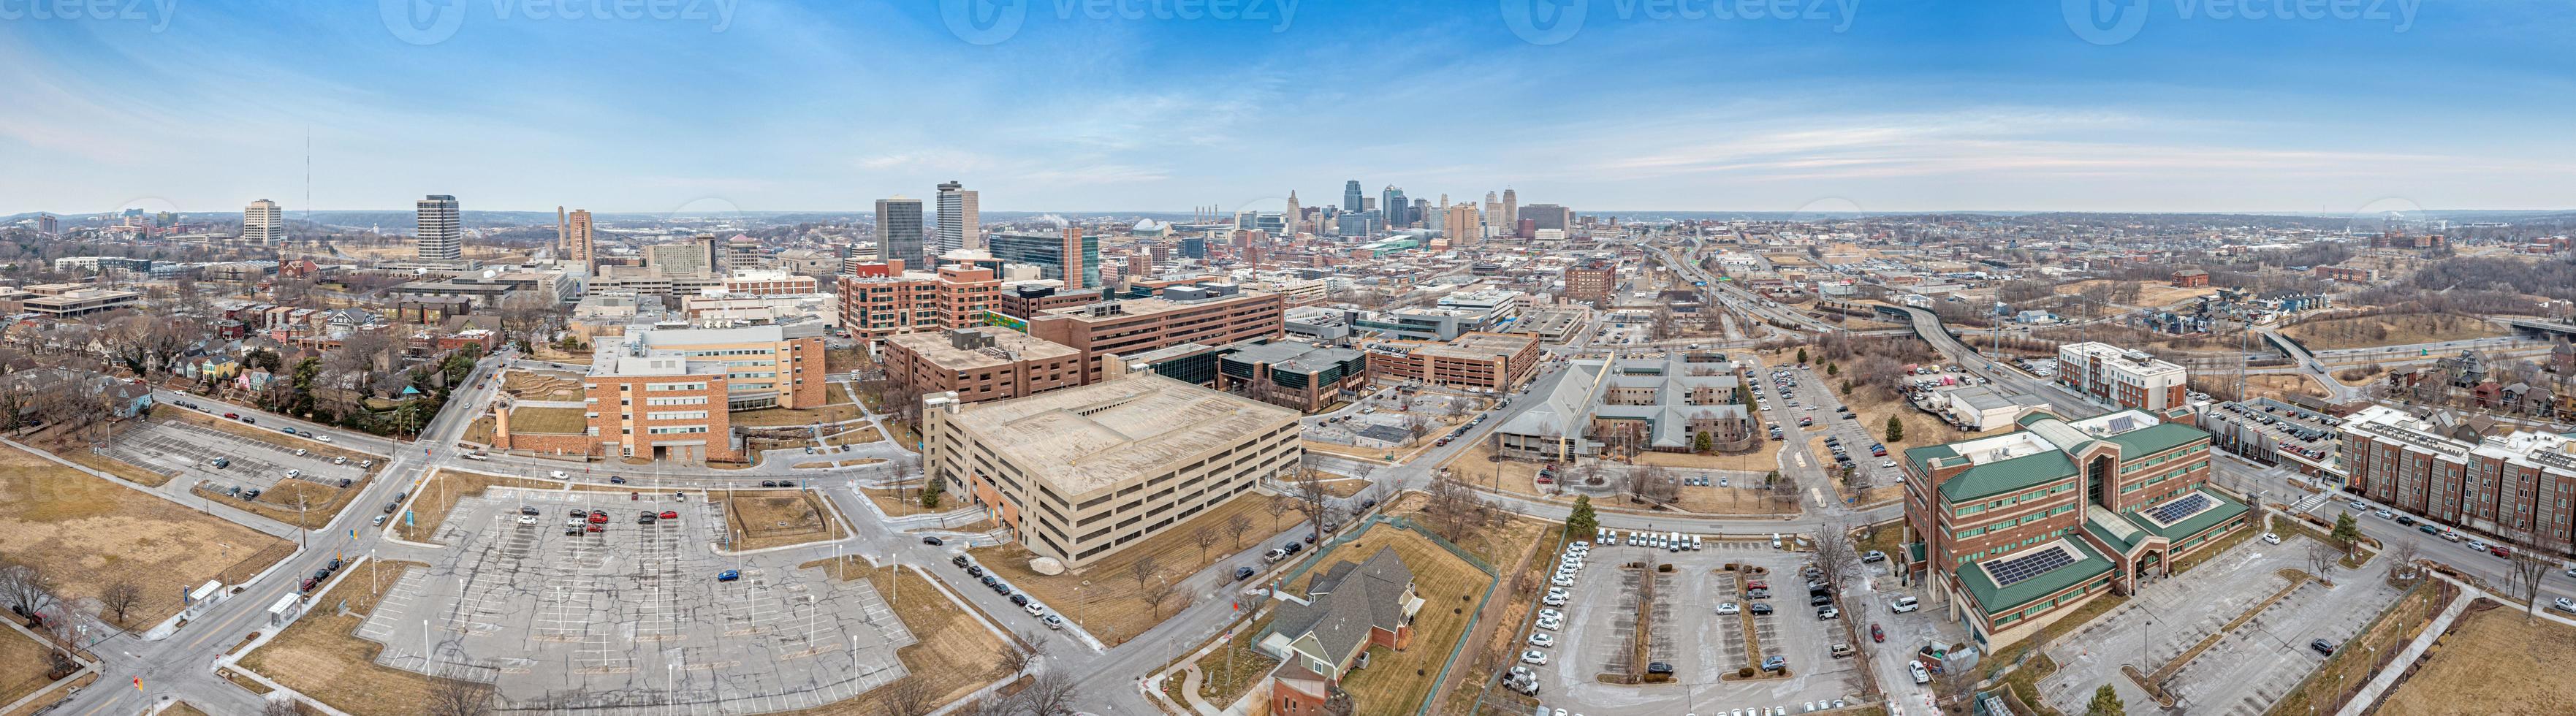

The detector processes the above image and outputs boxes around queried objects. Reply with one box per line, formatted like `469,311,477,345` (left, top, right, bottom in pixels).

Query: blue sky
3,0,2571,216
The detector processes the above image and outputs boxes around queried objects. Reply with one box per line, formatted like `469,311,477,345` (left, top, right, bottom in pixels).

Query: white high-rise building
1502,188,1518,236
416,194,462,261
243,199,283,243
936,180,981,253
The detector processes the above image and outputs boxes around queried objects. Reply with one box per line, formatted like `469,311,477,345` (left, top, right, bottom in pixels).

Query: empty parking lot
357,488,916,713
107,419,374,495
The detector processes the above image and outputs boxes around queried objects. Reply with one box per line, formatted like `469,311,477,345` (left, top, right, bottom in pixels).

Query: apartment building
2055,342,2189,414
2338,405,2576,551
1562,258,1616,302
883,327,1086,403
1027,284,1285,383
835,260,1001,343
922,370,1302,568
1361,332,1541,391
590,324,827,412
1901,410,2241,650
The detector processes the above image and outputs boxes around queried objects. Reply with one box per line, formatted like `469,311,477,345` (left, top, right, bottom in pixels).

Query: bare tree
2385,538,2422,584
1141,576,1185,620
1128,555,1163,591
1264,495,1293,533
1401,411,1435,443
1292,472,1332,540
995,628,1048,674
1810,520,1863,593
878,677,934,716
1014,669,1081,716
2305,539,2341,580
1190,526,1220,563
1224,513,1253,549
1421,471,1491,543
424,679,495,716
2507,535,2565,622
0,561,53,618
98,580,142,627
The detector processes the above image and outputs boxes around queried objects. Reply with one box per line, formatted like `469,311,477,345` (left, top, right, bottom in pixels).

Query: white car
2260,533,2281,545
1543,593,1568,606
517,515,536,525
314,435,333,443
1528,633,1555,647
1520,650,1549,665
1535,615,1563,631
1717,602,1740,615
1910,660,1931,685
550,471,569,479
1880,460,1896,468
1538,609,1563,620
1551,574,1576,587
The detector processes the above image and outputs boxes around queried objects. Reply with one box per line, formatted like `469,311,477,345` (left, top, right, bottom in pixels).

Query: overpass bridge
2505,318,2576,341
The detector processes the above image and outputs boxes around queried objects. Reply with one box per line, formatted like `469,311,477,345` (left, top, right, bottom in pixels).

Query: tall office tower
563,208,595,270
875,196,925,264
989,228,1101,288
243,199,284,243
1521,204,1572,233
1445,203,1481,245
1381,186,1407,229
936,180,981,254
1411,199,1431,229
1483,191,1502,237
1361,197,1377,213
1342,180,1363,211
1502,188,1517,232
415,194,462,261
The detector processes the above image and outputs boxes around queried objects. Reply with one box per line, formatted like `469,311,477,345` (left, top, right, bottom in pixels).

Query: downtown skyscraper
243,199,283,243
1380,186,1407,229
936,180,981,254
1342,180,1363,211
415,194,461,261
875,196,925,264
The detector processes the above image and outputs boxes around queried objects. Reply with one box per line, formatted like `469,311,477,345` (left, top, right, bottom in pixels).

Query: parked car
1716,602,1739,615
2260,533,2281,545
1519,650,1549,666
1527,633,1555,648
717,569,740,582
1749,603,1774,615
1870,623,1885,643
920,536,944,546
2309,639,2336,655
1861,550,1886,563
1235,566,1258,581
1889,595,1918,613
1763,656,1788,673
1909,660,1931,684
659,511,679,519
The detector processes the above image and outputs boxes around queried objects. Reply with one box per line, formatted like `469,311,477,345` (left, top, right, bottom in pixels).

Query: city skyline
6,2,2573,214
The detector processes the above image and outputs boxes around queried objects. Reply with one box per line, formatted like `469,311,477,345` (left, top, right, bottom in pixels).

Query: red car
2490,544,2513,558
658,511,678,519
224,412,240,419
1747,580,1769,590
587,512,609,524
584,524,603,533
1870,623,1885,643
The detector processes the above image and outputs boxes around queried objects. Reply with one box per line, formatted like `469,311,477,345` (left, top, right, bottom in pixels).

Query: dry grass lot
2245,373,2330,401
1839,383,1983,449
0,444,292,630
858,484,939,517
719,490,848,551
235,560,472,716
506,406,588,435
59,446,176,487
160,703,211,716
1434,519,1563,716
395,469,563,543
794,457,888,470
2282,312,2507,351
782,559,1014,715
462,416,495,446
1189,613,1280,706
195,475,375,530
1,671,94,716
525,343,593,365
968,494,1294,645
1444,441,1792,515
2376,602,2576,715
1327,527,1496,716
823,424,885,446
0,625,64,710
1300,440,1397,462
2053,279,2219,308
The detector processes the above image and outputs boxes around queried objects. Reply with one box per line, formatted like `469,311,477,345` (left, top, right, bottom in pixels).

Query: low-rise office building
883,327,1086,403
835,260,1001,343
1362,332,1541,391
2055,342,2189,414
1901,410,2241,650
1027,284,1285,383
922,369,1302,568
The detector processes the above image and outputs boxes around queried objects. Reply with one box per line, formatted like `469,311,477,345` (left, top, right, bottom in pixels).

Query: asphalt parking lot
1535,539,1863,716
105,420,373,492
358,488,916,712
2037,532,2401,716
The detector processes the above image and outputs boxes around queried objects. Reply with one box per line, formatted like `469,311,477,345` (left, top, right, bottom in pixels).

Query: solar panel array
2145,492,2212,523
2106,416,2137,433
1988,546,2076,587
2531,450,2576,472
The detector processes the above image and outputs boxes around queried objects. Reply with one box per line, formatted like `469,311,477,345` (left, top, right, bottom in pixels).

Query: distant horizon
14,206,2576,221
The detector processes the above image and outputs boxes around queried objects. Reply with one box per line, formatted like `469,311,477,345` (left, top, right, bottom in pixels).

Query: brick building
2338,405,2576,553
882,327,1086,404
835,260,1000,343
1361,332,1541,391
1027,284,1285,383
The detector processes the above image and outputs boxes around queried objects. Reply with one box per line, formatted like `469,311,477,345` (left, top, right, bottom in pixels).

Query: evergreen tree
1826,362,1839,376
1565,495,1598,540
1885,416,1904,443
2084,684,2127,716
1796,348,1809,364
2330,512,2362,553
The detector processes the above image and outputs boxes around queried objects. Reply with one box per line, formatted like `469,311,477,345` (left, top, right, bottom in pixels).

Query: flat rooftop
1038,290,1274,321
946,373,1299,496
887,328,1079,370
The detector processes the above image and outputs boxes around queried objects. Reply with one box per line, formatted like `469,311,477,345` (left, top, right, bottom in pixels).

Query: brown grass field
2053,279,2219,308
2282,312,2507,351
784,560,1013,715
193,475,375,530
498,370,586,402
720,490,847,551
968,494,1293,645
235,560,475,715
2375,601,2576,715
0,671,94,716
0,625,63,710
159,702,210,716
0,444,293,630
1325,527,1496,716
506,406,588,435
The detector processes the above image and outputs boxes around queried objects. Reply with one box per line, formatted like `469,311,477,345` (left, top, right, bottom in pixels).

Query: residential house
1258,546,1425,715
